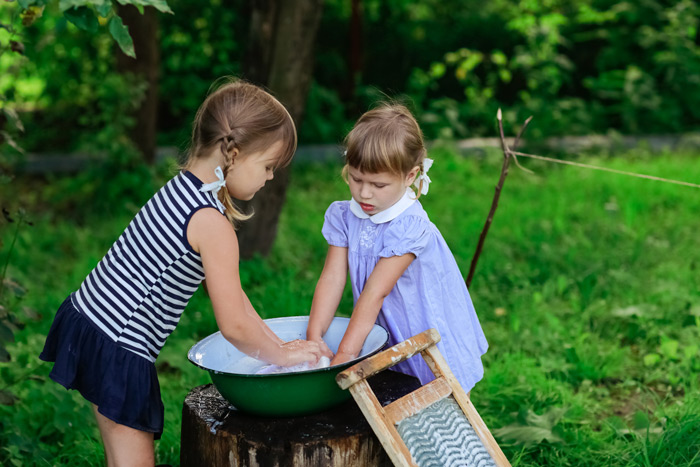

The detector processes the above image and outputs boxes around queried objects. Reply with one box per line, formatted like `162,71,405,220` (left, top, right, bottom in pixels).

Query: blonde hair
183,79,297,225
343,104,428,197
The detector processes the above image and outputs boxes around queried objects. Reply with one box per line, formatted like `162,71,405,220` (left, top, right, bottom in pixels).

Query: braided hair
183,79,297,225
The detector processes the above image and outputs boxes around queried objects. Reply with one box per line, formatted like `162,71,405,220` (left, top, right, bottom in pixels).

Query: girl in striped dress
40,80,322,465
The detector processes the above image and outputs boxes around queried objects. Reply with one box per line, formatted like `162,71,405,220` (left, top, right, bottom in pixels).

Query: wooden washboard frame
336,328,510,467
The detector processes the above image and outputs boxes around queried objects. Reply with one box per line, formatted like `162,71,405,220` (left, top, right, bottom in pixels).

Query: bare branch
466,110,532,288
510,115,534,174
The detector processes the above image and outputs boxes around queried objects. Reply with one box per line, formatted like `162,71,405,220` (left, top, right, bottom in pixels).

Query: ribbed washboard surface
396,397,496,467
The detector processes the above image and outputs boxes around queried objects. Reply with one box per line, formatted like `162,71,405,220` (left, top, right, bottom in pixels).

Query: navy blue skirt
39,295,164,439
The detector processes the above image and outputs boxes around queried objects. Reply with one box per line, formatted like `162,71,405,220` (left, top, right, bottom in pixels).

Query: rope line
510,150,700,189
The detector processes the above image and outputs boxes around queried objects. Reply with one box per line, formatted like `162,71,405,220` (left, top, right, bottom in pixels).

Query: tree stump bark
181,371,421,467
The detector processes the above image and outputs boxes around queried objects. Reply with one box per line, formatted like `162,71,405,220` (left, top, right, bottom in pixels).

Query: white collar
349,188,416,224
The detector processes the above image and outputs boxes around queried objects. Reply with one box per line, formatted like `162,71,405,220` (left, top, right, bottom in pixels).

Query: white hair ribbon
414,158,434,195
199,166,227,211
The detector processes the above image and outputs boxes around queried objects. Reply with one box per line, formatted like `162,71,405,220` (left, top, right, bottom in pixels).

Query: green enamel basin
187,316,389,417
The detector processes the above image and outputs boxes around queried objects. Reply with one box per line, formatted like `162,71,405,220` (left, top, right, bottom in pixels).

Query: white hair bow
199,166,227,211
414,158,434,195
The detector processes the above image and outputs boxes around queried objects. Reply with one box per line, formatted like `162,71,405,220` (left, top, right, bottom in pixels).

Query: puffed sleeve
321,201,349,247
379,215,432,258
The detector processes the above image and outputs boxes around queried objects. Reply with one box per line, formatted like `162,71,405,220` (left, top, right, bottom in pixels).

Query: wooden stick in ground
465,110,532,288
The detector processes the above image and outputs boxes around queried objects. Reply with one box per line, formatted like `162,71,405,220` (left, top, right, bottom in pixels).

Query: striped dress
72,171,222,362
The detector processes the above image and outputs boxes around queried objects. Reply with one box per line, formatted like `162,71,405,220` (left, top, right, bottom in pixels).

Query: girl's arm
306,245,348,357
242,291,284,345
189,208,320,366
332,253,415,365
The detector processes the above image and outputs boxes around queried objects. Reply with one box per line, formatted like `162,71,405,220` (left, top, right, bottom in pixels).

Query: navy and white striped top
72,171,223,362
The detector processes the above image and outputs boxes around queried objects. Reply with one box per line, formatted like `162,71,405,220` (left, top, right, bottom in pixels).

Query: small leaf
91,0,112,16
96,3,112,18
0,320,14,344
0,345,10,363
109,15,135,58
643,353,660,366
0,131,25,154
495,423,564,447
0,389,18,406
10,40,25,54
429,62,446,79
58,0,85,11
605,415,627,433
632,410,650,430
2,107,25,132
116,0,173,14
3,279,26,298
660,339,679,360
22,306,40,321
494,407,567,447
683,344,698,360
17,0,36,9
63,6,98,32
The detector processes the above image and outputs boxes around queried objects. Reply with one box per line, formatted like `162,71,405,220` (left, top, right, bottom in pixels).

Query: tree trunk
115,5,160,164
180,371,420,466
236,0,324,258
347,0,363,99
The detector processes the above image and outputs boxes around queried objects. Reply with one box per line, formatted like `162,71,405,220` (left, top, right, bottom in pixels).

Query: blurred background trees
1,0,699,251
3,0,699,152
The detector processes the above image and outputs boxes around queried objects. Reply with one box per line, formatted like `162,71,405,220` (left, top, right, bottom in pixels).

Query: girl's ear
404,166,420,186
230,147,240,163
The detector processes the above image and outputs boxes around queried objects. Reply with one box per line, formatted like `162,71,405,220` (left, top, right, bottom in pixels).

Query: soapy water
256,356,331,375
225,355,332,375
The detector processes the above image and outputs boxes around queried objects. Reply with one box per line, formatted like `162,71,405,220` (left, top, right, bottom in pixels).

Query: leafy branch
11,0,173,58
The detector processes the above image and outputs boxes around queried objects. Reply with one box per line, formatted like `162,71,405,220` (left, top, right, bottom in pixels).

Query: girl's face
348,166,419,215
226,140,284,200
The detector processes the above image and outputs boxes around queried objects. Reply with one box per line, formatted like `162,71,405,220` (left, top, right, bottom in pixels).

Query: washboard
336,329,510,467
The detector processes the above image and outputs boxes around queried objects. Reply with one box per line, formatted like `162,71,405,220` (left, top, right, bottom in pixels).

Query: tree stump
181,371,421,467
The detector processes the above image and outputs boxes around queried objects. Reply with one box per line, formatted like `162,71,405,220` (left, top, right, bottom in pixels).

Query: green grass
1,146,699,465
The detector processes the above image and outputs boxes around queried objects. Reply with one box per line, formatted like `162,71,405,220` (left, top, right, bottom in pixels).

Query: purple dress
322,191,488,392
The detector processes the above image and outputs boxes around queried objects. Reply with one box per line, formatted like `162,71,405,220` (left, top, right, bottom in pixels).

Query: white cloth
413,158,434,195
255,356,331,375
349,188,416,224
199,166,226,212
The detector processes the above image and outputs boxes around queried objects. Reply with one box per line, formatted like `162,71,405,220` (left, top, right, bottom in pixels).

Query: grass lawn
1,146,699,465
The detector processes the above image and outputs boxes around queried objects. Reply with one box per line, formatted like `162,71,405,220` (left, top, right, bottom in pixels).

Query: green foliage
0,0,172,161
155,0,247,144
0,0,169,159
6,147,698,464
36,71,168,219
401,0,700,140
0,194,34,408
301,0,700,143
5,0,700,155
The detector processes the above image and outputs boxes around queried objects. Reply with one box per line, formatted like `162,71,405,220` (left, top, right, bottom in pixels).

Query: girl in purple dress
307,104,488,392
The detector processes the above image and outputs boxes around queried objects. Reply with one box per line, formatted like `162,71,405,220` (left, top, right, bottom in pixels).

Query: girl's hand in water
280,339,322,367
309,338,335,360
330,350,356,366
